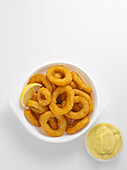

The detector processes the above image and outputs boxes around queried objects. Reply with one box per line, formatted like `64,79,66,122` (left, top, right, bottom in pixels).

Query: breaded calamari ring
39,111,67,137
31,93,38,101
48,117,58,130
27,100,48,117
47,65,72,86
51,73,62,91
69,81,78,89
24,109,40,127
64,116,72,126
57,92,67,104
66,116,90,134
57,100,66,108
54,72,62,79
72,72,92,94
28,74,52,93
52,83,56,91
49,86,74,115
58,101,81,112
74,89,93,113
37,87,51,106
65,96,89,119
72,103,81,112
61,100,66,107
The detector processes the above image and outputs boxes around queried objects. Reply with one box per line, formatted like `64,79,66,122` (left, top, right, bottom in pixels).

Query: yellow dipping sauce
87,123,122,160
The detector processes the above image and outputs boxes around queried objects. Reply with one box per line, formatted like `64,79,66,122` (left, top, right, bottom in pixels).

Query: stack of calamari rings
24,65,93,137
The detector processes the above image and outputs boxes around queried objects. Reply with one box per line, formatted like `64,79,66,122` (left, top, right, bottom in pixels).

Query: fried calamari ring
51,73,62,91
47,65,72,86
61,100,66,108
24,109,40,127
57,100,66,108
28,74,52,93
54,72,62,79
31,93,38,101
58,101,81,112
39,111,67,137
52,83,56,91
64,116,72,126
65,96,89,119
37,87,51,106
72,72,92,94
66,116,90,134
26,100,48,117
52,73,63,91
72,103,82,112
48,117,58,130
69,81,78,89
57,92,67,104
49,86,74,115
74,89,93,113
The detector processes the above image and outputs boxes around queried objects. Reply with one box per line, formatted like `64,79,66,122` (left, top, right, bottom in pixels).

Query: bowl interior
20,63,97,143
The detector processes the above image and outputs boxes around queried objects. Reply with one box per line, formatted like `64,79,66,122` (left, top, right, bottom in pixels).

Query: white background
0,0,127,169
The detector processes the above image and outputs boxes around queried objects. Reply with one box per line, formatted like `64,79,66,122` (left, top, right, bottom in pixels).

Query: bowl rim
8,61,108,143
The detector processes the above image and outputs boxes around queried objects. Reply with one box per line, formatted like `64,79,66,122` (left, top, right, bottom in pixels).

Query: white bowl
8,61,108,143
85,122,124,162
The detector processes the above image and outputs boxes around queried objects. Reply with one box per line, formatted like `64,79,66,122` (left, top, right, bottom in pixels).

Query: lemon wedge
20,83,42,107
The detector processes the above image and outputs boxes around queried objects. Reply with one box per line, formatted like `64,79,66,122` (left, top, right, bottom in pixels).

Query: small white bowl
8,61,108,143
85,122,124,162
